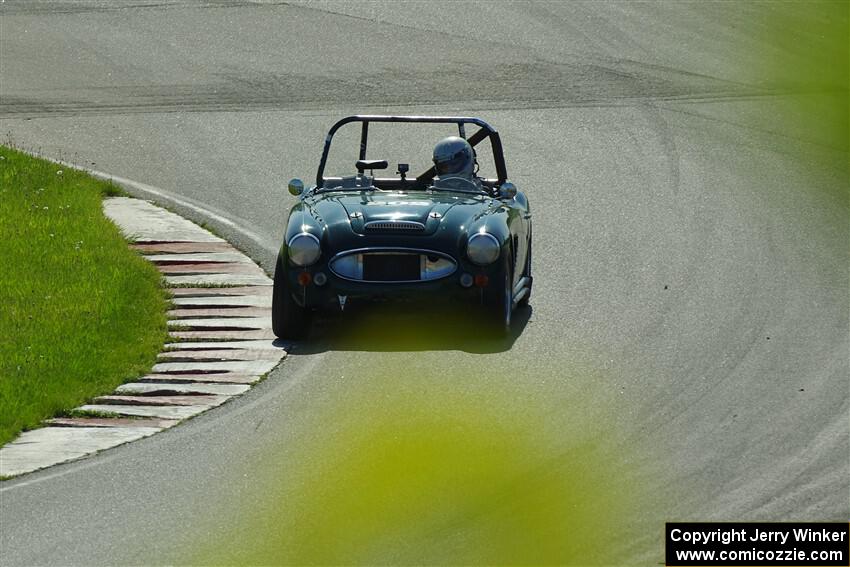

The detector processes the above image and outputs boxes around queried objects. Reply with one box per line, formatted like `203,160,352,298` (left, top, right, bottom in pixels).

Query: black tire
518,233,532,307
272,253,311,340
485,248,514,335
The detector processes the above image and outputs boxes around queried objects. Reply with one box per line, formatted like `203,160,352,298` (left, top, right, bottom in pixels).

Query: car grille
363,220,425,232
329,249,456,282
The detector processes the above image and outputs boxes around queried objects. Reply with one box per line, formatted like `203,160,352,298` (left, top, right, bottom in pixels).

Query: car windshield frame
315,115,508,191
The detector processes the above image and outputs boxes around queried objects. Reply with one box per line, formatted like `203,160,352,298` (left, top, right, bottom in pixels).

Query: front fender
284,205,324,243
282,205,326,264
466,205,511,248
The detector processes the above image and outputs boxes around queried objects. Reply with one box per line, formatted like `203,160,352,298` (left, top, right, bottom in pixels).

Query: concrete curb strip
0,197,286,478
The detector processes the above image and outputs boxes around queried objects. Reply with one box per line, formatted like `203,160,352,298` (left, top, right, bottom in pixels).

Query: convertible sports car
272,115,532,339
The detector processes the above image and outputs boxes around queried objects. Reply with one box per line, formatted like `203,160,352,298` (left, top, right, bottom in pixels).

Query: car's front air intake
363,220,425,232
330,249,456,282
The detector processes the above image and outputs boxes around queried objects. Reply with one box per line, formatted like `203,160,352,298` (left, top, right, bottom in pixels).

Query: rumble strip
0,197,286,478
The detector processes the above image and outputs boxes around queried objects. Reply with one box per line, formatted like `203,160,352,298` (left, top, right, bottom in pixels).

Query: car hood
309,190,491,236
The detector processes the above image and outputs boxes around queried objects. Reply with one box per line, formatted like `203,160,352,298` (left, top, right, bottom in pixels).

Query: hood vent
364,220,425,232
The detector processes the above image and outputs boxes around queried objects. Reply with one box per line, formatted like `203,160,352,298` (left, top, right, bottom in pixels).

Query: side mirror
288,178,304,196
499,181,517,199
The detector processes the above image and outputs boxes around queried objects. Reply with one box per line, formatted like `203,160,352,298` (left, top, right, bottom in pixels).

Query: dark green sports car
273,115,532,339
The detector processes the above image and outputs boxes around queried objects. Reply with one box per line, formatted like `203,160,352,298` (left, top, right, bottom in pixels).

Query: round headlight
467,232,500,265
287,232,321,266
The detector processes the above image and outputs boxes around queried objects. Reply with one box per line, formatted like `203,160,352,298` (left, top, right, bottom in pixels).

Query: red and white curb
0,197,285,478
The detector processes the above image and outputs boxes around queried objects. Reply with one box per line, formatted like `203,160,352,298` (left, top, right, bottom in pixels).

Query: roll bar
315,115,508,187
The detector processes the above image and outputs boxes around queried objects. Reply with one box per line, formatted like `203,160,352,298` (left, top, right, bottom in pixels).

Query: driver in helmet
432,136,481,189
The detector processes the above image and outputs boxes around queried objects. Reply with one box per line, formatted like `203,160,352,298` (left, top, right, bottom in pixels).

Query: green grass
0,146,168,446
59,408,122,420
163,282,245,289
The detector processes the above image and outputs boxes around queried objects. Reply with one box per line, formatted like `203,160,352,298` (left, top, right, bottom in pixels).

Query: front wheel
485,249,513,335
518,233,532,307
272,253,311,340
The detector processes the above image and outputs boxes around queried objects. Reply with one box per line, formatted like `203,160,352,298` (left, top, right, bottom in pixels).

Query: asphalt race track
1,2,847,565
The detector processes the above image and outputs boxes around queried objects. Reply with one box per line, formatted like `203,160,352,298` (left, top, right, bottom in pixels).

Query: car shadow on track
288,301,532,354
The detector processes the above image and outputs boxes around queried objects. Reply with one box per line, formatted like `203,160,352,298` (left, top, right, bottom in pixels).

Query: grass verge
0,146,168,446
